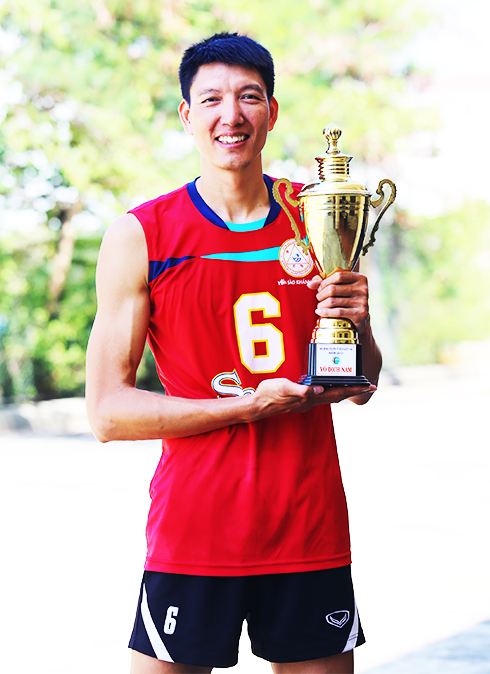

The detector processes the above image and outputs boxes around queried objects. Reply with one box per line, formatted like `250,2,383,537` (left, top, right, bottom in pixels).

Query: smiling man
86,32,381,674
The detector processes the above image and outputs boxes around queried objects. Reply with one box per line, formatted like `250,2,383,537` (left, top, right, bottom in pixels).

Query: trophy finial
323,123,342,154
317,123,349,181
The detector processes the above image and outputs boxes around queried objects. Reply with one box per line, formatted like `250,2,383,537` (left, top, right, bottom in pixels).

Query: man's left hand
307,271,370,335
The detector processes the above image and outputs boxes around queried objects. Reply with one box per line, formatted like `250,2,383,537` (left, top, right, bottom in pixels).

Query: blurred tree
0,0,435,400
380,201,490,365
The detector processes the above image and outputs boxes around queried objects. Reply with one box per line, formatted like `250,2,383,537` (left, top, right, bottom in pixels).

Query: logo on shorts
326,610,350,628
279,238,314,278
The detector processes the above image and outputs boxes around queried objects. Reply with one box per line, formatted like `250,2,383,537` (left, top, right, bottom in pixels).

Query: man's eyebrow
240,84,266,95
195,84,266,97
196,87,221,97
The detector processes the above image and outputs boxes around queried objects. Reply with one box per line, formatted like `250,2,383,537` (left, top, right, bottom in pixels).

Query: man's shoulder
129,183,190,219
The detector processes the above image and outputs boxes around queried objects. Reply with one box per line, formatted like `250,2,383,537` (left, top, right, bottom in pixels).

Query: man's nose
220,97,243,126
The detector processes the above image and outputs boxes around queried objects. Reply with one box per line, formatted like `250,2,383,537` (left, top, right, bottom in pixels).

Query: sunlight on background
396,0,490,215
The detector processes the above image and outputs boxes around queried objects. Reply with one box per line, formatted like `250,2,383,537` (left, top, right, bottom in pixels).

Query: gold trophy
273,123,396,386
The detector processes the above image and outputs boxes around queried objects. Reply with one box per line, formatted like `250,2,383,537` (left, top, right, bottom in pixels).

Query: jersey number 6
233,292,285,374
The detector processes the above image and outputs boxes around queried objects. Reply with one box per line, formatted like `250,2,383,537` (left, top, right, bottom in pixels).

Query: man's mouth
216,135,248,144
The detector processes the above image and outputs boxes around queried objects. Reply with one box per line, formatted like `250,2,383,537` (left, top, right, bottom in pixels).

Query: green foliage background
378,201,490,365
1,0,489,401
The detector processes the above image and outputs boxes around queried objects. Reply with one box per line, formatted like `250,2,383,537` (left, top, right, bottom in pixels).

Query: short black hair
179,32,275,104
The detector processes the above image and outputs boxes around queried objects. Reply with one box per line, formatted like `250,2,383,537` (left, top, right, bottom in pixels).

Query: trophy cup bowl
273,123,396,386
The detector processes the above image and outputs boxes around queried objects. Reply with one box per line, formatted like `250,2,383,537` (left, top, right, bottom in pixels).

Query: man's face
178,63,278,174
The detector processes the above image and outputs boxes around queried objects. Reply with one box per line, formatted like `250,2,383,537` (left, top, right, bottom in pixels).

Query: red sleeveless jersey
129,176,351,576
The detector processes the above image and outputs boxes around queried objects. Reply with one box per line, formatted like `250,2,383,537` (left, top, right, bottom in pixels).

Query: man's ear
178,99,193,135
268,96,279,132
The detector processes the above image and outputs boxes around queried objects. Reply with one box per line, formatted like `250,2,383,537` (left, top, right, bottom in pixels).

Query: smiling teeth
217,135,247,144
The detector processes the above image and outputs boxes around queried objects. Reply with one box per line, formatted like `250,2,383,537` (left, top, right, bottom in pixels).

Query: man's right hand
249,377,376,421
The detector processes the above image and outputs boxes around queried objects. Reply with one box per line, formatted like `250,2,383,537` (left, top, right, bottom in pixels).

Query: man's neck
196,163,270,224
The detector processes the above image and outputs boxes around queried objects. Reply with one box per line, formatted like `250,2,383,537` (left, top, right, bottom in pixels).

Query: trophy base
298,342,370,387
298,374,371,387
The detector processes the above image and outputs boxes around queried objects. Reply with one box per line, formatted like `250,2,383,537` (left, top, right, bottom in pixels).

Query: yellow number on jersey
233,293,285,374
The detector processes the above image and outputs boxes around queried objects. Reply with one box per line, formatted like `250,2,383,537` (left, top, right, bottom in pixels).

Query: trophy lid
298,123,371,198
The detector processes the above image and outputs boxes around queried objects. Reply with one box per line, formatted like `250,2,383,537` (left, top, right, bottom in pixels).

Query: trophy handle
272,178,309,254
362,178,397,255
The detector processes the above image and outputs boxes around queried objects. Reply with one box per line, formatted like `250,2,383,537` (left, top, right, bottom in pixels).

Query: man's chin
216,152,261,173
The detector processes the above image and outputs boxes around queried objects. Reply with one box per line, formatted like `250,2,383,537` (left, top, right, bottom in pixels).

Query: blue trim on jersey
187,180,228,229
149,257,195,282
187,175,282,230
202,246,281,262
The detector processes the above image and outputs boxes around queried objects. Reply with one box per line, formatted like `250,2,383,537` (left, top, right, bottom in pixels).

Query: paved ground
363,620,490,674
1,364,489,673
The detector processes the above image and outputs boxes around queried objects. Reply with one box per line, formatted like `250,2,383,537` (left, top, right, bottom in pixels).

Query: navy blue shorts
129,566,365,668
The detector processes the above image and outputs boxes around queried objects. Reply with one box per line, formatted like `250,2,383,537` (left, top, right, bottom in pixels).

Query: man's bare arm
86,216,374,443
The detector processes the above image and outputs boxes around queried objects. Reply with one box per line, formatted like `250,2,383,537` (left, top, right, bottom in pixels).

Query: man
86,32,381,674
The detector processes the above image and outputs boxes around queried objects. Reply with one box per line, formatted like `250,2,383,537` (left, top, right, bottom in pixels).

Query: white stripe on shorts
342,601,359,652
141,583,174,662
